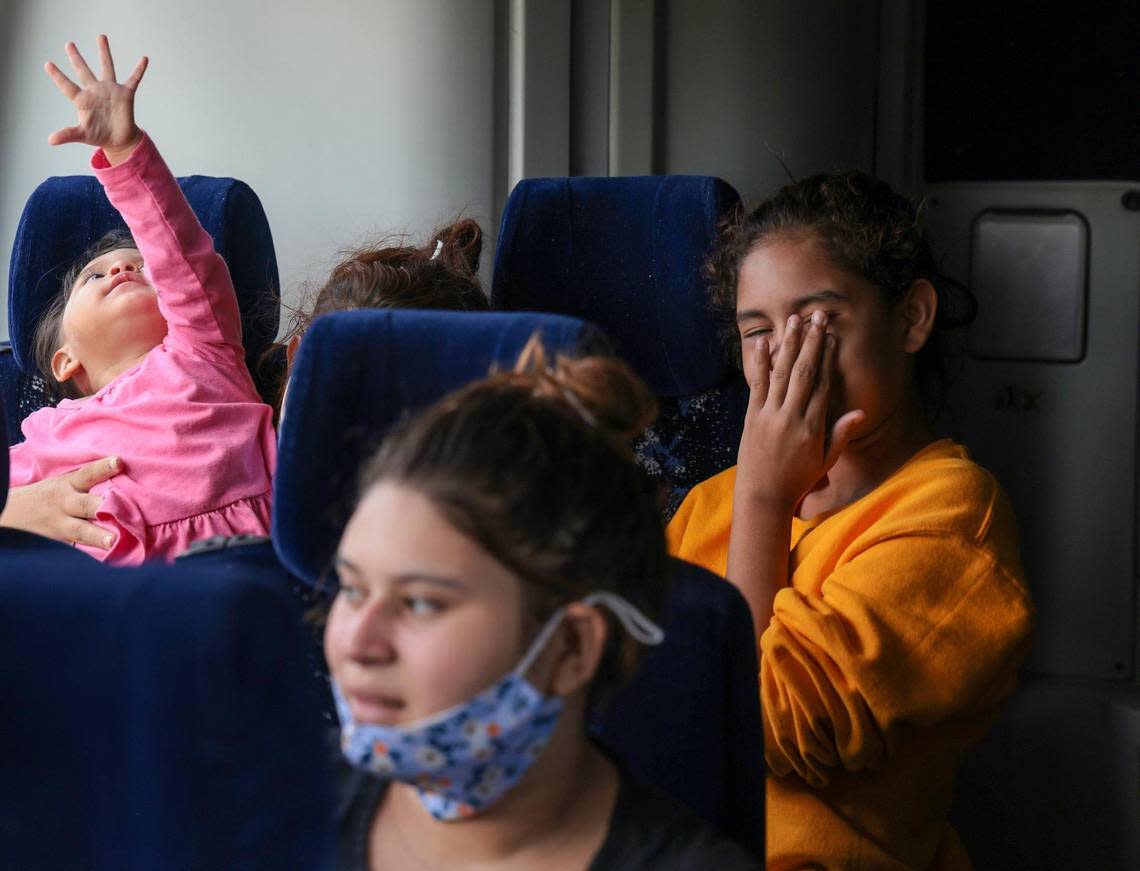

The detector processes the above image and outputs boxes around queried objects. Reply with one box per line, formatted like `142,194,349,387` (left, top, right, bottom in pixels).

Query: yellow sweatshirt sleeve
761,533,1033,788
665,467,735,577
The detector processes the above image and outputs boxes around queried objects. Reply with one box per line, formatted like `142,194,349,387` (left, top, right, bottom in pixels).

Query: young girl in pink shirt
6,36,276,564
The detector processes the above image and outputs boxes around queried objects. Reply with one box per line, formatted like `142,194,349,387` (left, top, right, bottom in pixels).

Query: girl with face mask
323,339,761,870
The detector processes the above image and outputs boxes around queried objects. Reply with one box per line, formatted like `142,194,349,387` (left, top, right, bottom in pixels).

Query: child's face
60,246,164,360
735,233,914,443
325,481,535,727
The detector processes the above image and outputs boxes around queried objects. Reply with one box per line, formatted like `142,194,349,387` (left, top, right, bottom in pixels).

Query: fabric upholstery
273,308,606,584
492,175,739,397
0,401,335,870
491,175,748,517
592,557,765,857
5,173,280,429
1,348,48,446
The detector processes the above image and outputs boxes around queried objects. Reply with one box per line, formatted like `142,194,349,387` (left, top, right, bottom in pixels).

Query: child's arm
727,313,863,633
46,36,243,353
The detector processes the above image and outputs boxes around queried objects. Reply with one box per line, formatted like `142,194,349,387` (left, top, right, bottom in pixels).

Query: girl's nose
345,604,398,665
108,260,138,275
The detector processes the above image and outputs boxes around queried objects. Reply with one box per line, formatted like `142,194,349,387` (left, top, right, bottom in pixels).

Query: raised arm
45,36,242,353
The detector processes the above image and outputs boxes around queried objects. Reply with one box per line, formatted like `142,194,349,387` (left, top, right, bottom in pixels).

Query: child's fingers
746,337,771,409
123,55,149,92
47,125,86,147
824,409,866,470
65,41,97,84
68,456,122,492
785,311,828,415
68,518,115,550
44,62,80,99
767,314,802,407
97,33,116,81
804,333,836,430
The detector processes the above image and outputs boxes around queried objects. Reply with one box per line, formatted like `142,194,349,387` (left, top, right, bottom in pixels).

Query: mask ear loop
514,591,666,679
582,591,665,645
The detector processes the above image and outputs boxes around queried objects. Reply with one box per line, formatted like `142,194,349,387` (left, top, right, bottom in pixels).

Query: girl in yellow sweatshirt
667,172,1034,870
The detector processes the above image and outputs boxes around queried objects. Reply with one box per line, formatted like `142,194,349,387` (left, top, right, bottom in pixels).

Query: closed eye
82,272,104,285
741,326,773,339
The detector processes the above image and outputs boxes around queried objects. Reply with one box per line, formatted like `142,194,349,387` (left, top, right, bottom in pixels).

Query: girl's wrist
732,478,799,515
103,129,143,165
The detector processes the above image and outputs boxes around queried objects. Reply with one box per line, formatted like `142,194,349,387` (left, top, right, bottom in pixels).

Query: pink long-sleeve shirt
8,134,276,564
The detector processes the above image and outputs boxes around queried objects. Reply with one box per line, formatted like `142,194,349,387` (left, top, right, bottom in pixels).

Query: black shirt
337,763,762,870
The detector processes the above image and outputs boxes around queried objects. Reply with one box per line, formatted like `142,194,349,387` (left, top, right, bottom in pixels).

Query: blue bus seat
4,173,282,442
273,308,605,584
491,175,747,517
590,556,765,856
0,342,48,445
0,404,335,870
274,308,764,854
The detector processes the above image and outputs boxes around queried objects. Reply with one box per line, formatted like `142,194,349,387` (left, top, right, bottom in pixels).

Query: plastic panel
926,181,1140,680
970,210,1088,362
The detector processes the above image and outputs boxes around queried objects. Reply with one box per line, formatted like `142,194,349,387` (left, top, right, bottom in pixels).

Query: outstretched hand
45,34,147,162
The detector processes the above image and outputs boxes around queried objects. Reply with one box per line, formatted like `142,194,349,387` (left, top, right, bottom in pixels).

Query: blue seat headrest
7,174,280,378
273,308,607,583
491,175,741,397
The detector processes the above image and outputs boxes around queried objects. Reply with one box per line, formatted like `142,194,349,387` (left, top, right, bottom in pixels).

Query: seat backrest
4,173,281,440
273,308,764,852
491,175,748,516
0,402,334,870
592,556,765,856
273,307,606,584
0,343,46,445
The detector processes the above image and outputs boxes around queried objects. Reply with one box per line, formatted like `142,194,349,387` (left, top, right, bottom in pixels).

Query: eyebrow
736,289,850,323
334,556,467,590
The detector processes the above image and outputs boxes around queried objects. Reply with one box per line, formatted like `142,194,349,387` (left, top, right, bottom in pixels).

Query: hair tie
557,382,599,428
431,239,443,260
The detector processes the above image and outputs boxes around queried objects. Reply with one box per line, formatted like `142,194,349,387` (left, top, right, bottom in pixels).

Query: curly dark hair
269,217,489,415
705,170,976,411
32,228,138,402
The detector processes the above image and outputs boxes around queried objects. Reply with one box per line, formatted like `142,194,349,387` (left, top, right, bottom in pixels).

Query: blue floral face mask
334,591,664,821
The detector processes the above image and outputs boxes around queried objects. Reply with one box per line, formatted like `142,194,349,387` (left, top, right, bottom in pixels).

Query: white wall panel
656,0,879,201
0,0,498,338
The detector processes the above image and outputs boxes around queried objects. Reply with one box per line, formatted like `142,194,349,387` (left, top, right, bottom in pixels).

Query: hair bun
431,217,483,276
509,335,657,448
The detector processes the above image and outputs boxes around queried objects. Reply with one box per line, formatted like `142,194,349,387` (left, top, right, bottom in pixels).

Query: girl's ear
285,334,302,371
900,279,938,354
544,604,609,698
51,346,82,384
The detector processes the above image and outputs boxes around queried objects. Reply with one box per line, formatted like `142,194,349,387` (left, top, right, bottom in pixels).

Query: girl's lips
347,692,406,725
110,273,147,290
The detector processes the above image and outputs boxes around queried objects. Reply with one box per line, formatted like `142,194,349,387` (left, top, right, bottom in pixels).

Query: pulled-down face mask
334,590,664,820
